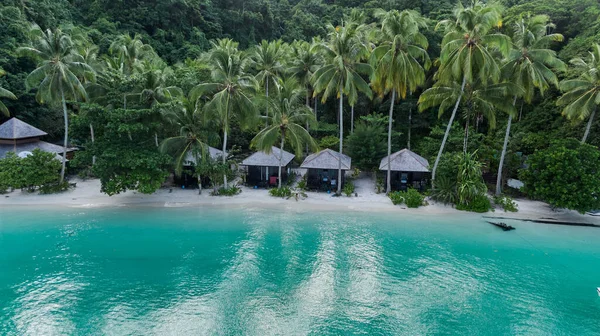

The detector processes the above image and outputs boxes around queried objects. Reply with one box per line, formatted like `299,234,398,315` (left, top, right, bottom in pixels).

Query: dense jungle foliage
0,0,599,211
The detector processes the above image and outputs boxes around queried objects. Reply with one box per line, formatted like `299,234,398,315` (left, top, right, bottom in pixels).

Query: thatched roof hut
0,118,74,161
300,149,351,170
241,146,295,167
379,149,429,172
184,146,224,165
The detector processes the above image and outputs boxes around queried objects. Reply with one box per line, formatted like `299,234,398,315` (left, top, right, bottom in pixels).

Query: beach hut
241,146,295,187
175,146,224,188
379,148,429,191
301,148,351,191
0,117,74,161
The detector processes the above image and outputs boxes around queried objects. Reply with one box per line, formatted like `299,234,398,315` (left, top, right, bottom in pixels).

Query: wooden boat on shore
487,221,515,231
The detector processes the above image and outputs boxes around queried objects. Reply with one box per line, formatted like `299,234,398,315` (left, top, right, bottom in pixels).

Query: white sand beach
0,176,597,226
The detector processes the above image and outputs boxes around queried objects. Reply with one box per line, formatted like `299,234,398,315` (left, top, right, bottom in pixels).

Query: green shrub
494,195,518,212
318,135,339,150
269,187,293,198
343,182,355,197
39,181,71,194
456,194,492,213
212,185,241,196
403,189,425,208
297,178,307,191
389,189,424,208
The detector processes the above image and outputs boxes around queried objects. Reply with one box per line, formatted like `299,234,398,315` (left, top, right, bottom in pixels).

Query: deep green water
1,207,599,335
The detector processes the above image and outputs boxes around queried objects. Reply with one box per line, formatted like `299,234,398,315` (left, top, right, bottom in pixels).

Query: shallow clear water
1,207,599,335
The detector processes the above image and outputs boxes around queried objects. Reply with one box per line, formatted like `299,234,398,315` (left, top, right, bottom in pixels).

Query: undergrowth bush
212,185,241,196
343,182,355,197
269,187,292,198
389,189,425,208
494,195,518,212
456,194,492,213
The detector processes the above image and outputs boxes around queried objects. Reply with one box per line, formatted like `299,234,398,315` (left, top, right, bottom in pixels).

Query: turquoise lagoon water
0,206,599,335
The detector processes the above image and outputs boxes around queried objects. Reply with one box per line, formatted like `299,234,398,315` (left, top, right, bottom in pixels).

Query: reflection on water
1,207,599,335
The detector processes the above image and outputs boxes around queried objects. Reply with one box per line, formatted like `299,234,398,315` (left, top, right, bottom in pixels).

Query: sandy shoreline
0,178,598,225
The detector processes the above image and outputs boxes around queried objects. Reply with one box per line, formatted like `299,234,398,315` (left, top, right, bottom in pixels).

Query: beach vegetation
494,195,519,212
212,185,241,196
389,189,425,208
0,150,64,193
343,181,355,197
269,187,293,198
519,139,600,213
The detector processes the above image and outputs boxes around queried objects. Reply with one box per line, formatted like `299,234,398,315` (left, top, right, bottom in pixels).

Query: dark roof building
0,118,74,161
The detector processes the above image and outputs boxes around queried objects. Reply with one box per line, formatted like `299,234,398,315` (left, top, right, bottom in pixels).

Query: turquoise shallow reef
1,207,599,335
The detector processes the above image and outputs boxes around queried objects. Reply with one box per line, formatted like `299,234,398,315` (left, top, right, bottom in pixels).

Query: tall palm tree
160,95,220,194
419,79,519,151
495,14,565,195
289,40,322,110
371,9,430,193
251,77,318,188
312,22,373,194
19,25,94,183
191,38,258,188
557,43,600,144
420,0,510,188
248,40,286,122
0,69,17,117
109,34,157,75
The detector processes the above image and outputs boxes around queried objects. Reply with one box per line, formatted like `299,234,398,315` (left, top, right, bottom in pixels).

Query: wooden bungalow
175,146,225,188
301,148,351,191
241,146,295,187
0,118,74,161
379,149,429,191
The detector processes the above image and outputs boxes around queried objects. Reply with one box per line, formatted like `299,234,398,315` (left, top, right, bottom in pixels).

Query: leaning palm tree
160,95,220,194
248,40,286,122
371,9,430,193
18,25,94,183
557,43,600,144
419,79,519,151
191,38,258,188
251,77,318,188
419,0,510,188
495,14,565,195
312,22,373,194
0,69,17,117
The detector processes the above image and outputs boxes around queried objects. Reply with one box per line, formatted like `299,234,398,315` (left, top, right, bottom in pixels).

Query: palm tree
420,0,510,189
251,77,318,188
419,79,519,151
160,95,219,194
495,14,565,195
19,25,94,183
557,43,600,144
371,9,430,193
191,38,258,188
248,40,286,122
312,22,373,194
0,69,17,117
109,34,157,75
289,40,322,110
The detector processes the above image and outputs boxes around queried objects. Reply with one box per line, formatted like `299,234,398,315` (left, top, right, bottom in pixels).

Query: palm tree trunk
60,86,68,183
431,76,467,189
278,135,285,189
314,95,317,121
386,89,396,194
155,133,158,147
351,105,355,134
338,85,343,195
222,130,228,189
582,107,596,143
198,176,202,195
408,106,412,151
496,96,517,196
306,93,310,155
463,122,469,154
90,123,96,166
265,80,269,127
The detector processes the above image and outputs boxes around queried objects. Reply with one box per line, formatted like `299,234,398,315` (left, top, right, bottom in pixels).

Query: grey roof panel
300,148,351,170
0,141,74,162
241,146,295,167
0,118,47,139
379,149,429,172
184,146,225,164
